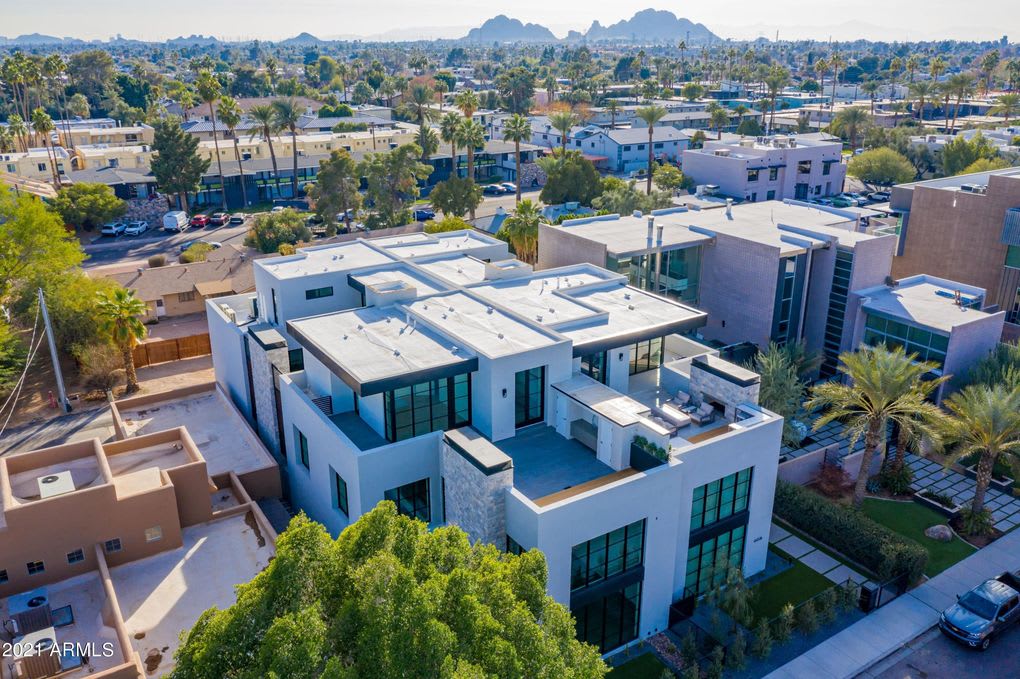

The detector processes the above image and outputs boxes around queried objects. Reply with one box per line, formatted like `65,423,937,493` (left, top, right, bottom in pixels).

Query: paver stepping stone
801,550,840,574
775,535,814,558
770,523,791,543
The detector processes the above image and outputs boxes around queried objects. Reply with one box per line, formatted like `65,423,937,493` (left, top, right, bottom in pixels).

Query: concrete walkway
764,523,1020,679
770,523,868,585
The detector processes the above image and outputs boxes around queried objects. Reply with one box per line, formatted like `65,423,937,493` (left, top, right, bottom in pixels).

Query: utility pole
38,288,71,413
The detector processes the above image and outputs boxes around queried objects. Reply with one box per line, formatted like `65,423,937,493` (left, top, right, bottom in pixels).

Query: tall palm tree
272,97,303,199
42,54,72,150
415,124,439,162
217,96,248,208
806,345,945,507
635,105,667,194
6,114,28,153
947,72,976,133
709,104,730,140
828,52,845,109
0,125,13,153
248,104,281,199
196,70,227,210
605,99,620,130
455,119,485,219
942,385,1020,530
97,288,148,394
502,113,531,202
908,81,935,122
401,82,438,127
861,80,881,115
502,199,540,264
831,106,870,150
31,108,59,185
764,66,790,133
991,93,1020,125
929,56,947,83
454,89,479,120
548,110,577,156
434,79,449,110
440,112,461,177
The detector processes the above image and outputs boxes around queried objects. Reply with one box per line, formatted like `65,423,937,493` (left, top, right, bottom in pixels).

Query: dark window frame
26,560,45,575
383,373,471,443
514,366,545,427
571,520,646,592
296,429,310,469
66,549,85,565
305,286,334,300
333,468,349,516
384,478,431,523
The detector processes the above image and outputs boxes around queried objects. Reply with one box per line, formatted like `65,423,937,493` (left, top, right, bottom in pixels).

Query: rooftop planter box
913,489,962,519
630,436,667,472
962,464,1016,495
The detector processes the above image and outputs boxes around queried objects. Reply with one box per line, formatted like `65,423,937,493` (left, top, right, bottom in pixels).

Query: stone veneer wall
689,365,760,420
440,440,512,546
248,338,290,459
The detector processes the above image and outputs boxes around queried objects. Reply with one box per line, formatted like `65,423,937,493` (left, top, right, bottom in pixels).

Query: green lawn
862,498,976,576
748,547,835,620
608,653,668,678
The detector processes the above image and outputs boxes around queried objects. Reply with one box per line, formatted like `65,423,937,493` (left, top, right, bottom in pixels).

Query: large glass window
515,367,545,427
304,286,333,300
580,351,608,384
618,248,701,304
296,429,310,469
690,468,753,531
797,160,812,174
383,373,471,442
629,338,664,375
332,468,349,516
772,256,800,346
1007,246,1020,270
862,314,948,367
820,248,854,378
573,582,642,653
685,525,746,597
384,478,430,522
571,520,645,591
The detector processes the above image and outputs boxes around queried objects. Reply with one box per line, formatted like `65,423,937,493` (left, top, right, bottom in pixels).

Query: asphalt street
867,625,1020,679
82,221,251,267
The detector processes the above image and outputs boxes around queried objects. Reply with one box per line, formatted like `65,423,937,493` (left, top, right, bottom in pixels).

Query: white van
162,211,189,232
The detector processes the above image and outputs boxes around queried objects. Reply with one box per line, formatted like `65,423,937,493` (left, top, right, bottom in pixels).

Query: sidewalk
764,524,1020,679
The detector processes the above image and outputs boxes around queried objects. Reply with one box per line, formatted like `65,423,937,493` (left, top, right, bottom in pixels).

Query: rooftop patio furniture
689,402,717,426
658,402,692,429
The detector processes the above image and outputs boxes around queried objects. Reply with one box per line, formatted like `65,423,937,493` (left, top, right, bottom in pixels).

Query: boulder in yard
925,524,954,542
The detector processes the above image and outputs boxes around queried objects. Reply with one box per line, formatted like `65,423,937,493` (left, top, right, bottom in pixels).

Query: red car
189,214,210,228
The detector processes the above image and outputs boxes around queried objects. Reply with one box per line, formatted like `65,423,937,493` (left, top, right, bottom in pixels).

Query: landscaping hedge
773,481,928,582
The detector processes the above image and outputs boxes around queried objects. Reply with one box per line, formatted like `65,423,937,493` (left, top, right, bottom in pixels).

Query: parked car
162,211,189,232
868,191,891,202
101,221,126,237
189,214,210,228
500,182,517,194
831,197,854,208
843,192,867,205
815,198,834,207
228,213,246,225
412,208,436,221
209,212,229,226
482,184,506,196
271,206,286,213
124,220,149,236
940,570,1020,650
179,239,222,253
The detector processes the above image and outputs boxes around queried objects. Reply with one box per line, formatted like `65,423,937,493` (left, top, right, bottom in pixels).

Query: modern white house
681,133,847,202
206,229,783,655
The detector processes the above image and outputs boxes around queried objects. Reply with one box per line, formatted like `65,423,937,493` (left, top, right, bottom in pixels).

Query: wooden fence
132,333,211,367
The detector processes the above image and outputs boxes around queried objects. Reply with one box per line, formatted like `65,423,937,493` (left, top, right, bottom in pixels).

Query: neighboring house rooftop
105,256,254,303
855,274,1000,333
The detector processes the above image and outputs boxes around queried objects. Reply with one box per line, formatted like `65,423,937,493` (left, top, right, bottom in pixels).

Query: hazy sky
4,0,1017,42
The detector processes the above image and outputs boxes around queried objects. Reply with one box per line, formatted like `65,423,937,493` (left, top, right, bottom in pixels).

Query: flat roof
413,255,489,286
257,241,395,280
288,305,477,395
377,231,502,259
348,264,451,297
467,268,616,326
857,276,996,333
404,291,561,358
553,374,650,426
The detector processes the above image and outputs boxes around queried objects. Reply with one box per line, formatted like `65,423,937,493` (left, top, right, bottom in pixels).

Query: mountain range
463,10,719,43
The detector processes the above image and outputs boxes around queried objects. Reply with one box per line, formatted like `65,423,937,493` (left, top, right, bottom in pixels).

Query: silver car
124,220,149,236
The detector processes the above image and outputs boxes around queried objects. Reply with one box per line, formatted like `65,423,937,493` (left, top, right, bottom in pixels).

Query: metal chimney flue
646,216,654,242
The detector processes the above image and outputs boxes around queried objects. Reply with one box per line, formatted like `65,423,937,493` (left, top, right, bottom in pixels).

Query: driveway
865,625,1020,679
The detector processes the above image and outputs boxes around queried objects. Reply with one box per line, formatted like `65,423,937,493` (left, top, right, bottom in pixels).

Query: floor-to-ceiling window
771,255,806,346
571,520,645,653
515,367,545,427
629,337,664,375
384,478,430,522
580,351,608,384
862,314,948,368
820,248,854,378
383,373,471,442
608,248,701,305
684,468,752,598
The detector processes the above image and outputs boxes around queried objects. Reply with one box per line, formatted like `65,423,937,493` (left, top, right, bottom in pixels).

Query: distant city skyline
3,1,1017,43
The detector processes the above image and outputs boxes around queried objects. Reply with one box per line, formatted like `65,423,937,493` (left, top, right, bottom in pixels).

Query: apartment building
181,112,398,143
0,147,73,182
0,385,280,678
57,123,154,149
537,201,897,377
851,275,1005,401
891,167,1020,341
205,230,782,654
72,143,155,172
195,126,419,166
681,133,847,202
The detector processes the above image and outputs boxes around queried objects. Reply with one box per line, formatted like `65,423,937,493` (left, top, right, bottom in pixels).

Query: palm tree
456,119,486,220
196,70,227,210
416,124,439,162
908,81,935,122
861,80,881,115
991,93,1020,124
764,67,790,133
440,112,461,177
709,104,730,140
635,105,667,194
454,89,479,120
947,72,976,133
42,54,72,150
831,106,870,150
806,345,945,508
942,385,1020,531
97,288,148,394
272,97,303,199
217,96,248,207
548,111,577,156
248,104,281,199
434,79,449,110
31,108,59,185
828,52,845,109
905,54,921,83
502,113,531,202
401,82,438,127
6,113,28,153
0,125,13,153
502,199,540,264
605,99,620,130
929,56,947,83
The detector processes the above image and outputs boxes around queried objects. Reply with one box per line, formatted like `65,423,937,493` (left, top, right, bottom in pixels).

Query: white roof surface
257,241,395,280
858,277,998,333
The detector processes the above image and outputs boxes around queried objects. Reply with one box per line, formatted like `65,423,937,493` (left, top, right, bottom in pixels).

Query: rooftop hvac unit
973,185,988,195
37,470,75,499
714,149,731,157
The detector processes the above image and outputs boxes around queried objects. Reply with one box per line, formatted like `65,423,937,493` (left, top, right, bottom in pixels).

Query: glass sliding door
515,367,545,427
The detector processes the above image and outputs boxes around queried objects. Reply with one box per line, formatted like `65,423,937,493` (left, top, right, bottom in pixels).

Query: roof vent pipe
725,198,733,217
656,224,664,246
646,216,654,242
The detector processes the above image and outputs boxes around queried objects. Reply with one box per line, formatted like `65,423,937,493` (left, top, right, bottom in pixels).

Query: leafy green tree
961,157,1011,174
750,342,810,446
807,345,947,507
245,209,312,254
429,176,482,219
940,132,998,176
425,216,471,233
681,82,705,102
653,164,687,193
847,148,916,186
351,80,374,105
180,242,214,263
306,150,362,232
495,66,536,114
0,192,84,306
169,505,608,679
736,117,764,136
773,604,794,643
151,119,211,211
537,150,602,206
592,178,671,215
795,600,819,634
361,144,433,229
96,287,148,393
965,342,1020,390
498,199,541,264
0,320,27,398
49,183,126,231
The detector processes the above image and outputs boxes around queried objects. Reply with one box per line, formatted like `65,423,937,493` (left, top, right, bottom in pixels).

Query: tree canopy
246,209,313,254
170,504,607,679
538,150,602,206
150,118,211,209
429,176,483,219
49,183,127,231
847,148,915,186
361,144,433,229
940,133,998,176
0,192,84,306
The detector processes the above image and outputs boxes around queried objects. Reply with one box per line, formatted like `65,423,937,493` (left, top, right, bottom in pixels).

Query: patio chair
658,402,692,429
689,403,717,426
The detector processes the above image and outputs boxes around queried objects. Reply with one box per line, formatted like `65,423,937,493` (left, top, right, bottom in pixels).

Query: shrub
726,631,746,670
632,435,669,460
795,600,819,634
705,646,724,679
681,663,700,679
958,505,994,536
75,343,122,393
278,243,296,256
147,254,167,268
773,480,928,581
816,588,838,625
773,604,794,644
751,618,773,659
180,242,213,263
680,628,698,667
879,465,913,495
837,581,861,611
